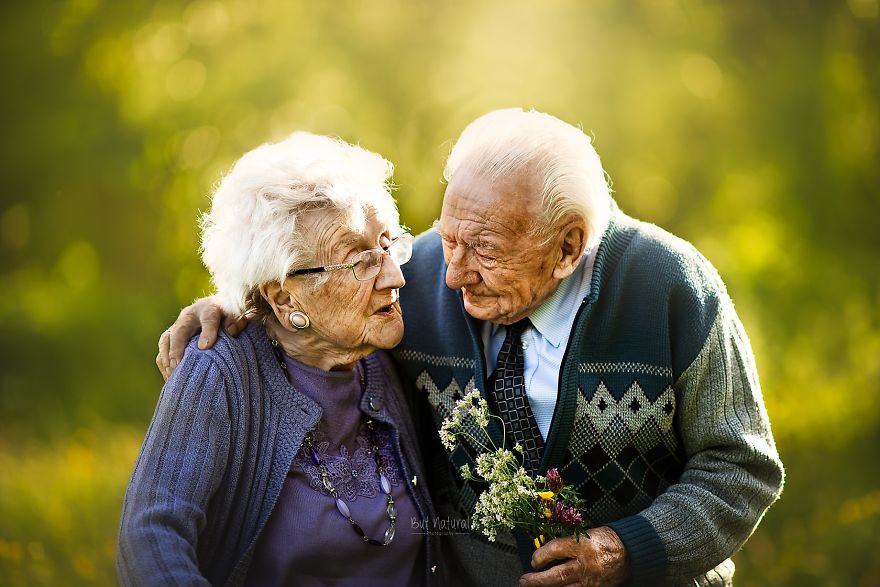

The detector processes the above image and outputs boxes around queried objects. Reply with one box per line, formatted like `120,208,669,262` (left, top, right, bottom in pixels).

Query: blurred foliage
1,0,878,585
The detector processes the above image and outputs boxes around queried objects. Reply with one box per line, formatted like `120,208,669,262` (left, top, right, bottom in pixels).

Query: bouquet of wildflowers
440,390,591,548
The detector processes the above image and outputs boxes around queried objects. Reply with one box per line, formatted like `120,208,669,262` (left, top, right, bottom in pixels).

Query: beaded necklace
270,339,397,547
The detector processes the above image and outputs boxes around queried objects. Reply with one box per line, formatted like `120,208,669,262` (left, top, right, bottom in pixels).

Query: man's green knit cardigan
393,207,784,586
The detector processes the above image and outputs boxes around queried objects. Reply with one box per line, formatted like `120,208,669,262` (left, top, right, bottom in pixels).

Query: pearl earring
288,311,311,330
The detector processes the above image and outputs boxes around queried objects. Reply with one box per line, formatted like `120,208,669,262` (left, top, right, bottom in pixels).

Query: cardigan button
369,396,382,411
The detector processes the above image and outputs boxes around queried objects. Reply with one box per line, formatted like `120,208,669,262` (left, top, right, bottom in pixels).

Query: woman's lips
373,304,396,316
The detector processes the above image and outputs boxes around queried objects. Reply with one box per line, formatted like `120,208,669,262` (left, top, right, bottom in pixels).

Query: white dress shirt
482,242,601,440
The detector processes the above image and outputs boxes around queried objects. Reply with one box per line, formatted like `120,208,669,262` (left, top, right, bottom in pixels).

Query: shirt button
521,340,529,350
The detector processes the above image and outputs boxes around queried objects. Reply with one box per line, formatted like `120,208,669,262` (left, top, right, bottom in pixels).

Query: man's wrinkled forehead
440,175,538,236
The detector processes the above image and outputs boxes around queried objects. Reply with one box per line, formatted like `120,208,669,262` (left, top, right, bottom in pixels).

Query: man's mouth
462,288,490,300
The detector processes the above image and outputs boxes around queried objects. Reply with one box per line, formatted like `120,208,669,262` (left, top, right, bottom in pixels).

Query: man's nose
444,247,477,290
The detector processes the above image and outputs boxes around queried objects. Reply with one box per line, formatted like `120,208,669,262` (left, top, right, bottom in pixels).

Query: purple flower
545,468,564,494
554,500,583,526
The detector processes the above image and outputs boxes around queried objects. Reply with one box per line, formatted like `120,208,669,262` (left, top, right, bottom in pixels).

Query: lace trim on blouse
292,421,402,502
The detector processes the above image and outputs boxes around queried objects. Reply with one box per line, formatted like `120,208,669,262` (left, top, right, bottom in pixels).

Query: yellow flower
533,534,546,549
543,508,552,518
538,491,554,500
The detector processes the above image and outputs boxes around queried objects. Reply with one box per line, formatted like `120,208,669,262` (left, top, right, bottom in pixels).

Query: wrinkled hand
519,526,630,587
156,296,247,381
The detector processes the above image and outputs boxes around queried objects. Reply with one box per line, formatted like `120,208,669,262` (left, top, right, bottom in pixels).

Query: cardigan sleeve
117,344,232,586
608,296,784,583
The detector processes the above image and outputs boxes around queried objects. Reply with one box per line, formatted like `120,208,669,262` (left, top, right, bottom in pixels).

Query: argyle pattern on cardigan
402,360,684,524
411,367,484,514
558,378,682,524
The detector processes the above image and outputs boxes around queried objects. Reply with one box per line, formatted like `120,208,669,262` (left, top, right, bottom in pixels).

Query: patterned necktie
490,318,545,475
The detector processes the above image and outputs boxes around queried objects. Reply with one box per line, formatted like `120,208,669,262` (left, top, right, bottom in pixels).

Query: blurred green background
1,0,878,585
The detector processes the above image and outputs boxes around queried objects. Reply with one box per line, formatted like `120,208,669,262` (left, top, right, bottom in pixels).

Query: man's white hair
200,131,399,316
444,108,612,248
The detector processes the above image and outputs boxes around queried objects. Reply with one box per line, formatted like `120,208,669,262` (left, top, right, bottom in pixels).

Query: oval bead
380,474,391,495
351,521,367,538
387,503,397,520
384,524,396,544
335,498,351,518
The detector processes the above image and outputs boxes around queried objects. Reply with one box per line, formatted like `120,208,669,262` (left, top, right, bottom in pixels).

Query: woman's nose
375,251,406,290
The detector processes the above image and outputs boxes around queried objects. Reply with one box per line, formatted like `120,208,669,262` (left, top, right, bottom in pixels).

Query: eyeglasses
287,233,413,282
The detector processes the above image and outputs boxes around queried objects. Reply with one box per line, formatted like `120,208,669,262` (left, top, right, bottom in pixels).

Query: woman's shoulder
172,321,269,390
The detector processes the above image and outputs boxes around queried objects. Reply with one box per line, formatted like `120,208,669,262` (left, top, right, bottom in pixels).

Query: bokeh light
1,1,878,584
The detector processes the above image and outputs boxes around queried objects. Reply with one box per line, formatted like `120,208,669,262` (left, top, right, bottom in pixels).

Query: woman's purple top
245,354,424,586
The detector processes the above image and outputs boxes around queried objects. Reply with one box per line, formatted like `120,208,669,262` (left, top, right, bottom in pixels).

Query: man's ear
552,217,587,280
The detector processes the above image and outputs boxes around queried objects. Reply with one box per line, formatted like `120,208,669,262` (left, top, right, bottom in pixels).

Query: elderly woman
117,132,437,586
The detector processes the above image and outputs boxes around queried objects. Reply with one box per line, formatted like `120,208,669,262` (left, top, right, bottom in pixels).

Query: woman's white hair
200,131,399,316
443,108,612,248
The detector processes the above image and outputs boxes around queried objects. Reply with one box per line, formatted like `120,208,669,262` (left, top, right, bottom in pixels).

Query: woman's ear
552,217,587,280
260,281,295,325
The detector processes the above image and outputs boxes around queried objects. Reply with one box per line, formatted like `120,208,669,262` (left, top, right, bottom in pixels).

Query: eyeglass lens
352,236,412,280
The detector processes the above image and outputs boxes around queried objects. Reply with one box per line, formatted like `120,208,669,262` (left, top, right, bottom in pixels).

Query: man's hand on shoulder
156,296,247,381
519,526,629,587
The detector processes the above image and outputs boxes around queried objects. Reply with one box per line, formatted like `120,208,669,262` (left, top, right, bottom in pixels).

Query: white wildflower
439,388,590,543
439,418,458,452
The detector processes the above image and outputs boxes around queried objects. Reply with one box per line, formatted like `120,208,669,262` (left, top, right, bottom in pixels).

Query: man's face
437,167,563,325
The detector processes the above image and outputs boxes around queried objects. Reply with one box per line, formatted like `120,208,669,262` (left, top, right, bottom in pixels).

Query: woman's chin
366,315,404,349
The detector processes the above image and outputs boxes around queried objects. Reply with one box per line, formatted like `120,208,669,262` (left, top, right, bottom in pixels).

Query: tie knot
508,317,530,337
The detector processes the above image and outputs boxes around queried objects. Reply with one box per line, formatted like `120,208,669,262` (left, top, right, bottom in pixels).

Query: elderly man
159,109,783,586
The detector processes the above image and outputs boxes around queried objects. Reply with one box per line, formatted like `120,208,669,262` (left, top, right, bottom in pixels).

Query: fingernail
198,337,207,349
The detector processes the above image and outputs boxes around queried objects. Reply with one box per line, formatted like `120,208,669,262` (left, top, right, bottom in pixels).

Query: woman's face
285,210,406,359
